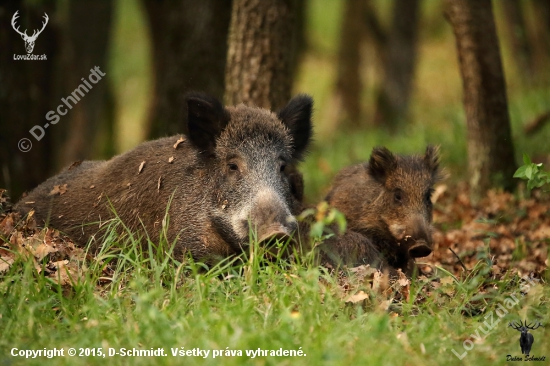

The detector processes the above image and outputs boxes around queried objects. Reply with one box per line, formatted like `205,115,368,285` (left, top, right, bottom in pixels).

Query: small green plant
298,201,347,244
514,153,550,192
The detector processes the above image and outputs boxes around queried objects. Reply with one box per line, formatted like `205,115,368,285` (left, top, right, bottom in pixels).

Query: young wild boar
287,170,386,271
325,146,441,274
15,93,313,263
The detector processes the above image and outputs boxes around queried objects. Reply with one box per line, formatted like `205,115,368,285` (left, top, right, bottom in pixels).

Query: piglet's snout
406,216,433,258
408,240,432,258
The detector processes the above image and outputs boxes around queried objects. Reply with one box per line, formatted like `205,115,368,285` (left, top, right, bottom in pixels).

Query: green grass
1,219,549,366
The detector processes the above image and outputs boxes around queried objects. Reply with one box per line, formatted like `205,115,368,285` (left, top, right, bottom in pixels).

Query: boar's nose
407,216,433,258
257,222,297,246
248,188,298,245
408,240,432,258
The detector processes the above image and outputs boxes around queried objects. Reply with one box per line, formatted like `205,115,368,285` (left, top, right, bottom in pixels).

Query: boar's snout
257,224,296,246
391,215,433,258
406,215,433,258
252,217,298,246
408,240,432,258
246,188,298,245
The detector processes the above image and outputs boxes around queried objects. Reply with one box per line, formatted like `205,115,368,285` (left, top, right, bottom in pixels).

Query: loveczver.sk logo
11,10,48,60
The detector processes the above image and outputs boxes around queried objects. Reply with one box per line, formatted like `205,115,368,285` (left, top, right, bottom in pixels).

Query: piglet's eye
394,190,403,203
228,163,239,171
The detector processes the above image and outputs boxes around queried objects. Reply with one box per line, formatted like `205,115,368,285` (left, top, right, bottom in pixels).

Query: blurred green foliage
109,0,550,202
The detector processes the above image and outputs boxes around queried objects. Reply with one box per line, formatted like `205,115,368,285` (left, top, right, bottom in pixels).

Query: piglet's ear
424,145,443,181
368,147,398,184
278,95,313,161
424,145,440,172
186,93,229,154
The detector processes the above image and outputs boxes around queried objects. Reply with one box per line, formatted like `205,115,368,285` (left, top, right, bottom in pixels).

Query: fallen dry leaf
29,242,57,261
94,192,103,207
67,161,82,171
173,137,185,149
377,299,392,312
395,270,410,301
372,270,383,293
0,256,14,273
49,184,67,196
345,290,369,304
49,259,69,270
397,275,409,287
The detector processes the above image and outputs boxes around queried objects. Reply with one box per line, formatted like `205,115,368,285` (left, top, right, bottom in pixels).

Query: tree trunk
444,0,517,203
364,0,387,62
530,0,550,80
374,0,420,129
225,0,296,110
291,0,307,80
54,0,114,169
143,0,232,138
502,0,534,80
334,0,366,128
0,1,59,200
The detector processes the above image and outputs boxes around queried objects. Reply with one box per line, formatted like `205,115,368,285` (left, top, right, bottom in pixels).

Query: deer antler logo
11,10,49,54
509,320,542,356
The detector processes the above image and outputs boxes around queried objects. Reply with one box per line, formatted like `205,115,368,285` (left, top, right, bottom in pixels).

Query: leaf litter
0,189,106,289
328,183,548,313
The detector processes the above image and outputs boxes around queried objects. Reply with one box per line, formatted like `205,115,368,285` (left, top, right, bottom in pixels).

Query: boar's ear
368,147,397,184
424,145,443,180
186,93,230,154
278,94,313,161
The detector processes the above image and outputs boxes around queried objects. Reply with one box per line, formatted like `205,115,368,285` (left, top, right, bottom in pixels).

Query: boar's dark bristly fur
325,145,441,274
15,93,313,263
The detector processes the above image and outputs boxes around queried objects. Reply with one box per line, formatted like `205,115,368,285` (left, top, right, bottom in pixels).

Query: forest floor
0,185,548,365
3,183,548,286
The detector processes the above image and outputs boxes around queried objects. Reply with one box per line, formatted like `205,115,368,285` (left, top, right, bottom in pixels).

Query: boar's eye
280,164,286,173
228,162,239,172
394,189,403,204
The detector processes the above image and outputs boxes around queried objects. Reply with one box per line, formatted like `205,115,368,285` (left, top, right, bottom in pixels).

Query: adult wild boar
325,146,441,274
15,93,313,263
